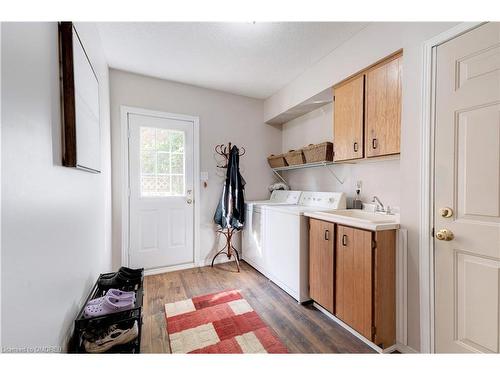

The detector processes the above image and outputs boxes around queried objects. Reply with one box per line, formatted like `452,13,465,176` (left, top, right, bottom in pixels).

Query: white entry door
128,113,195,270
434,22,500,353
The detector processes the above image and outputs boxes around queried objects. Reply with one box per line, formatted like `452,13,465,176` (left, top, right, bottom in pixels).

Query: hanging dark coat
214,146,246,229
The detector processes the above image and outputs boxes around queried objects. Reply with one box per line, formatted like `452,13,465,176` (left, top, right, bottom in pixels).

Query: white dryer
263,192,346,303
242,190,302,277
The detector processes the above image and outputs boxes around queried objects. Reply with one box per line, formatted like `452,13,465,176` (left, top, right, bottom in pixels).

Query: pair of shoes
100,267,143,279
84,321,139,353
88,288,135,306
98,267,143,289
84,294,135,318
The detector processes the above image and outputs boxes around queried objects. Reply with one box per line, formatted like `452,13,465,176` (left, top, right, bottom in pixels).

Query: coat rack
211,227,241,272
212,142,246,272
214,142,246,169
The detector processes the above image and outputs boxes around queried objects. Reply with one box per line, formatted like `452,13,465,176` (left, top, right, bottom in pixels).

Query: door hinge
371,326,376,337
371,240,377,249
333,95,335,101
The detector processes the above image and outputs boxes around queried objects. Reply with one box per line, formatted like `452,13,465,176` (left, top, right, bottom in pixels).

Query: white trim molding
396,229,408,347
119,106,201,271
419,22,485,354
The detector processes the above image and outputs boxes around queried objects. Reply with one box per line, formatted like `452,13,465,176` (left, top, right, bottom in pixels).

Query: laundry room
2,4,499,373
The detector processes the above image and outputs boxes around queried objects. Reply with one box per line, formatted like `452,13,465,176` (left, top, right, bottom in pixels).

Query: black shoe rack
71,271,144,353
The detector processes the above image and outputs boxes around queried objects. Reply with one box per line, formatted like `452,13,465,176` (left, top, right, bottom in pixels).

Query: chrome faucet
372,196,385,212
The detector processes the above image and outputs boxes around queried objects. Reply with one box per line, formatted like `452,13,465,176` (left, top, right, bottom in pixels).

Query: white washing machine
263,191,346,303
242,190,302,278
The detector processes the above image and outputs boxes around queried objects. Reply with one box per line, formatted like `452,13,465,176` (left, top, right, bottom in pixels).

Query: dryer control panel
298,191,346,210
269,190,302,204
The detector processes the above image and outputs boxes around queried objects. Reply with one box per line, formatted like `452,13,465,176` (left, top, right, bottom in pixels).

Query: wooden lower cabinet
309,219,335,313
335,225,373,340
308,220,396,349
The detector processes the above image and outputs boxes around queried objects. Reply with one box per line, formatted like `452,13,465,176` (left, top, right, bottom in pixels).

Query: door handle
372,138,378,150
324,230,330,241
342,234,347,246
353,142,359,152
436,229,454,241
187,198,193,204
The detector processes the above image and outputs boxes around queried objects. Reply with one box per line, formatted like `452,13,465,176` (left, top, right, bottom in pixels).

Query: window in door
140,126,185,197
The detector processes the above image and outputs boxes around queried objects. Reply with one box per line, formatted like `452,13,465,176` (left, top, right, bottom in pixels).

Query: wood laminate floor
141,261,375,353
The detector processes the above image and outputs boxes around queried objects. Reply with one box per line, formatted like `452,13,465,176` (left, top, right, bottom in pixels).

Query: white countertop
304,209,400,231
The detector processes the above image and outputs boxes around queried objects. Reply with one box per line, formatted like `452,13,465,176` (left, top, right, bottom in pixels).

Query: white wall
268,22,459,351
281,103,401,208
1,22,112,351
109,69,281,268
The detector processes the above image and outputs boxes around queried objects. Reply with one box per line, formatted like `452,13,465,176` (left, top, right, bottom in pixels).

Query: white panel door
434,22,500,353
128,113,194,270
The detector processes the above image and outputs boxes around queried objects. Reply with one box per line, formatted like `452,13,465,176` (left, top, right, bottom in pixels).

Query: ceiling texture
96,22,368,99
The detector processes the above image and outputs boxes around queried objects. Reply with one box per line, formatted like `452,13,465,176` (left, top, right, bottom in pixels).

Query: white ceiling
96,22,368,99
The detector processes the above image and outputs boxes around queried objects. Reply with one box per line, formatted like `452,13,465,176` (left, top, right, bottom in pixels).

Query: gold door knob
436,229,454,241
440,207,453,218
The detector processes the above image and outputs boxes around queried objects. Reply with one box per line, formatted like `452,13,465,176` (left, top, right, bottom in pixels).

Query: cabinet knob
372,138,378,149
353,142,359,152
324,230,330,241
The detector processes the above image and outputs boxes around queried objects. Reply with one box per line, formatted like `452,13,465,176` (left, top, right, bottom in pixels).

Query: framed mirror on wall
58,21,101,173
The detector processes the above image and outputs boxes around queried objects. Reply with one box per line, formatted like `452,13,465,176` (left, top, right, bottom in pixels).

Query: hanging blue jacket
214,146,246,229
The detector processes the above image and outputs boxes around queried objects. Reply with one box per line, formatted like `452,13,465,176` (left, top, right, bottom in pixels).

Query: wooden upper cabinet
365,53,402,157
333,75,365,161
309,219,335,313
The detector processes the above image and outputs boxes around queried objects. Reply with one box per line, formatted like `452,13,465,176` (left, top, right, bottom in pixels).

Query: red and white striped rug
164,289,288,353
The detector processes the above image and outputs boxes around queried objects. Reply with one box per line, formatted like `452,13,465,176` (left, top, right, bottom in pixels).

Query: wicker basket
302,142,334,163
267,154,288,168
284,149,306,166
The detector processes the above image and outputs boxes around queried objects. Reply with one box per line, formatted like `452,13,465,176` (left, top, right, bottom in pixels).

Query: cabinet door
333,75,365,161
365,54,402,157
309,219,335,313
335,225,373,339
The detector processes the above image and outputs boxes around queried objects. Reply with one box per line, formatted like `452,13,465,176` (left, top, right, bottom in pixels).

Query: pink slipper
84,296,135,318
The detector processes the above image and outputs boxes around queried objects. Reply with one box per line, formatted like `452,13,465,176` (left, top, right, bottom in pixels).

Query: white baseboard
396,343,419,353
201,257,239,267
143,256,239,277
143,262,196,276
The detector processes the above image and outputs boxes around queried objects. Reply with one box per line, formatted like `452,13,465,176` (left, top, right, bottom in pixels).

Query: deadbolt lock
436,229,454,241
440,207,453,218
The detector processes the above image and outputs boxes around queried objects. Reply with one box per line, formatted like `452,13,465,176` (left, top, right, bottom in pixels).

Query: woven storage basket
284,149,306,166
267,154,288,168
302,142,334,163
